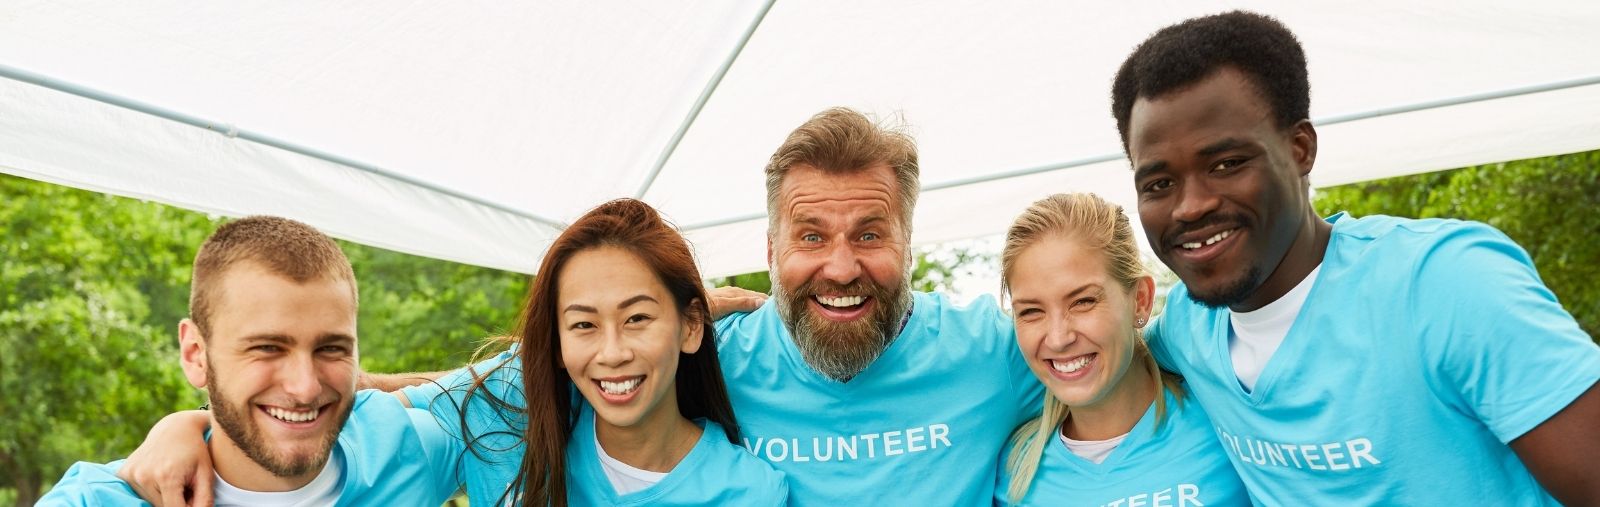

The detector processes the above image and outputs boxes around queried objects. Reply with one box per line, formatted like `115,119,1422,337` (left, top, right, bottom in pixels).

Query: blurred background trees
3,149,1595,504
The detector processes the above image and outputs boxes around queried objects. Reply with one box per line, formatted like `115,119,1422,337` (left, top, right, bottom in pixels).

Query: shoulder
697,421,788,498
714,299,785,348
913,292,1011,339
1328,213,1520,262
38,460,148,506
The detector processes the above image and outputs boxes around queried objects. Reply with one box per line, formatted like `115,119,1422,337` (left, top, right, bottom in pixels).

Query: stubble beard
774,267,913,382
207,362,351,478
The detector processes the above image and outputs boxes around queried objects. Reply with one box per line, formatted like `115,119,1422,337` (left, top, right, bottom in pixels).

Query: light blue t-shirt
567,402,788,506
402,347,527,505
995,387,1249,507
40,390,459,506
1148,213,1600,506
714,291,1044,506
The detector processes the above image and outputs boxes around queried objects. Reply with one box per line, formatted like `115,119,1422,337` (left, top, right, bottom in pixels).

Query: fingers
189,453,215,507
708,286,769,320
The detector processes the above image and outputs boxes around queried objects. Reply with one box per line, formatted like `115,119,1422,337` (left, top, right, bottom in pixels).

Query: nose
1042,314,1077,351
595,326,633,367
1171,176,1220,224
817,242,864,286
278,353,321,403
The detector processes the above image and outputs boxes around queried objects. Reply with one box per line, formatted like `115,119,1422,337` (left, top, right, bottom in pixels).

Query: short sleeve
408,407,466,499
985,297,1046,425
1413,222,1600,442
1145,303,1182,376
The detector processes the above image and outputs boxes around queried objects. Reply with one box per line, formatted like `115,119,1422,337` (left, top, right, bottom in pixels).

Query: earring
1135,317,1146,327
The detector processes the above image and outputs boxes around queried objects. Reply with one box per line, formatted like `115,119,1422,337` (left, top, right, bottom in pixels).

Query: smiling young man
41,216,457,506
1116,11,1600,506
711,108,1044,506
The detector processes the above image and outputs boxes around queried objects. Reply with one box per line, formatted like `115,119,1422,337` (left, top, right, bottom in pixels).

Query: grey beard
774,272,913,382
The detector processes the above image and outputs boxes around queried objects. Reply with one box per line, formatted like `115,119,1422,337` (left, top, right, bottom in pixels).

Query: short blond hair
189,216,356,337
765,107,919,234
998,193,1182,503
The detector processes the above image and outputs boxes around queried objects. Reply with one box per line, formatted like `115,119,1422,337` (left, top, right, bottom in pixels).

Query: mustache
1162,213,1249,247
791,278,891,300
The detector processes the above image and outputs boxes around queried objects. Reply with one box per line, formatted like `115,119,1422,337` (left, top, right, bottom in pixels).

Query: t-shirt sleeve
36,461,146,506
989,298,1046,425
408,407,466,500
401,348,520,421
1145,294,1182,375
1414,222,1600,443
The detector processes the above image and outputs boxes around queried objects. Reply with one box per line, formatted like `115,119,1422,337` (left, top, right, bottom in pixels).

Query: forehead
557,247,670,306
1008,235,1112,296
776,163,899,222
1126,68,1274,160
209,262,356,340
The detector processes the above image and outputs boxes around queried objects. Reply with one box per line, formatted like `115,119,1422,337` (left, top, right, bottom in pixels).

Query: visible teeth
1181,229,1233,250
1051,356,1092,374
266,406,318,423
599,378,642,395
817,295,865,307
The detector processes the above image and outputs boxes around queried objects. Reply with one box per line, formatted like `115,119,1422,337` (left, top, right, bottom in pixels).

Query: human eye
317,345,350,356
1015,307,1043,320
1212,157,1247,173
569,321,596,331
1071,297,1098,310
251,344,283,353
1140,178,1174,195
859,232,879,242
801,232,823,243
625,313,653,325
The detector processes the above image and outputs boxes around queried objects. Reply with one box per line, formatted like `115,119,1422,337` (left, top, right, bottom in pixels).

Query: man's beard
774,272,913,382
1184,264,1263,309
207,362,351,478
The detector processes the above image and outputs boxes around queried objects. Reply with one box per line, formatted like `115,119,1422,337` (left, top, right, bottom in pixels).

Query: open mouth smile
810,294,872,321
593,375,645,404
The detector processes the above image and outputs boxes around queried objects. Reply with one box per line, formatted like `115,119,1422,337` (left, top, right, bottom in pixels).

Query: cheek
558,335,588,372
862,251,908,284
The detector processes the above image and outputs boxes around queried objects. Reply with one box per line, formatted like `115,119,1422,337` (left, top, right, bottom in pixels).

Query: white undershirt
595,431,668,495
212,449,343,507
1229,264,1322,392
1059,430,1130,465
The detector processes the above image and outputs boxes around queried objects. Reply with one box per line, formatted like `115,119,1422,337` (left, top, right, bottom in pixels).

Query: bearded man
711,108,1043,506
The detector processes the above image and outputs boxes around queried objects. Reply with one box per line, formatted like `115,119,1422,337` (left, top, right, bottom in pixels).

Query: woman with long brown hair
424,198,787,505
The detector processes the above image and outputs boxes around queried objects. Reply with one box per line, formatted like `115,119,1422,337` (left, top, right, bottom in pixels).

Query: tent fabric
3,0,1598,276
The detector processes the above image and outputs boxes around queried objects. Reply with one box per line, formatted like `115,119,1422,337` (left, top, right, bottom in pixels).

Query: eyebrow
1197,138,1248,158
1133,160,1167,181
1011,283,1102,306
563,294,660,314
316,333,355,346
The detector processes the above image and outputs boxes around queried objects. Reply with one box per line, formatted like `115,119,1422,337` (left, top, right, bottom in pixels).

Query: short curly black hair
1111,10,1310,150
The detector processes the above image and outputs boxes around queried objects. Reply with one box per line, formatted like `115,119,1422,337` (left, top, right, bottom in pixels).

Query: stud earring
1135,318,1146,327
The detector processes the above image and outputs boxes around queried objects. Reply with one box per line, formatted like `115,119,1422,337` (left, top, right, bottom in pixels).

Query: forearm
358,370,451,392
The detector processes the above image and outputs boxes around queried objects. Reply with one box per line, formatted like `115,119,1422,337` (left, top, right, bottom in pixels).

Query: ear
680,298,706,354
766,235,775,266
1132,275,1156,327
1290,119,1318,178
178,318,210,389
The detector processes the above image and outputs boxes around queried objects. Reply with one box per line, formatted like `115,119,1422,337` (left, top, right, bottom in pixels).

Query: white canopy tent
3,0,1598,277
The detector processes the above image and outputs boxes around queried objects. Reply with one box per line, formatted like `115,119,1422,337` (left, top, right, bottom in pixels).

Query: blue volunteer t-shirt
567,402,788,506
714,292,1044,506
402,347,527,505
995,387,1249,507
40,390,459,506
1148,213,1600,506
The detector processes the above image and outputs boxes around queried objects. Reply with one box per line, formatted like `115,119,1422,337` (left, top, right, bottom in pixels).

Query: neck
207,418,323,492
1062,359,1160,441
1233,210,1332,312
595,393,702,473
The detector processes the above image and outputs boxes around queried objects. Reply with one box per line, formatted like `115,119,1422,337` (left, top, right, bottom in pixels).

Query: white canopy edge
0,74,557,274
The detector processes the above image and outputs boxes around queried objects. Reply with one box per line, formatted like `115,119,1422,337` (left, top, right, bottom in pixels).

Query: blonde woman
995,193,1248,506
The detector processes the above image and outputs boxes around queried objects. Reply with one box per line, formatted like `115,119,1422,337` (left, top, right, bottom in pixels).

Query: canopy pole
0,63,565,229
680,74,1600,232
632,0,778,199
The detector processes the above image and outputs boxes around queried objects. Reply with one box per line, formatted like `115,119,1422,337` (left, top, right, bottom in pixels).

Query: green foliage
344,243,529,374
1,174,213,504
1313,150,1599,339
0,173,524,504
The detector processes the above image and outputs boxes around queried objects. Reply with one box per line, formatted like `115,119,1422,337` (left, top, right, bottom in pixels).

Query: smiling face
558,246,701,432
1127,67,1319,311
179,262,358,485
1008,235,1153,411
769,162,913,381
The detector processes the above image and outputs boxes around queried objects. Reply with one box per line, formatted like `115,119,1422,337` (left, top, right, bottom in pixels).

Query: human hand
708,285,768,320
116,410,214,507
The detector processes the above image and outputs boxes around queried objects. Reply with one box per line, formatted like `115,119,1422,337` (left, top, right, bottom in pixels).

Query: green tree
1313,150,1599,339
1,174,213,505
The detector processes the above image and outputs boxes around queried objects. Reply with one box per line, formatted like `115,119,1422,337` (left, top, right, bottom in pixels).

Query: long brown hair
464,198,740,506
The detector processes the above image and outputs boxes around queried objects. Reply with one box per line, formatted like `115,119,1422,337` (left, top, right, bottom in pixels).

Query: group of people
41,10,1599,507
